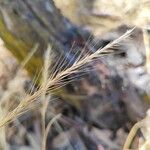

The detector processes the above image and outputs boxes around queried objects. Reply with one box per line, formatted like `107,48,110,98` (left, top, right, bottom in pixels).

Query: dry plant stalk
44,113,62,144
123,116,150,150
123,120,143,150
41,46,61,150
143,29,150,74
0,107,7,150
0,28,134,129
41,44,52,150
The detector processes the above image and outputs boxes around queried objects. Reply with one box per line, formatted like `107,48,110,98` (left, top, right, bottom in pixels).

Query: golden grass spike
0,28,134,128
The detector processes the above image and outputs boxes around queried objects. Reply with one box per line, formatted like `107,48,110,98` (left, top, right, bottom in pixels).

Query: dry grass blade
0,28,134,128
123,116,150,150
41,44,52,150
143,29,150,74
45,114,62,144
123,120,143,150
20,43,39,69
0,106,7,150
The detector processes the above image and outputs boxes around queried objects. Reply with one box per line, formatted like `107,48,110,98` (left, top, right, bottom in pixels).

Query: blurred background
0,0,150,150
